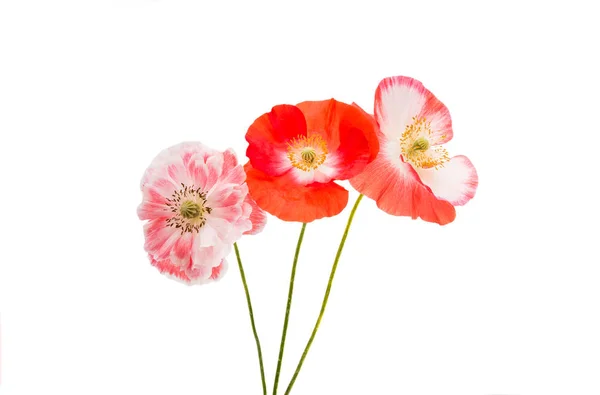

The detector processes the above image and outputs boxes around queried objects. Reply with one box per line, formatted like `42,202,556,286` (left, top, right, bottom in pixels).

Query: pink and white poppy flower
138,142,266,285
351,76,478,225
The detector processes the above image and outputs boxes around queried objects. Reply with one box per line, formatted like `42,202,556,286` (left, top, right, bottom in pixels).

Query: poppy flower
244,99,379,222
138,142,266,285
350,76,478,225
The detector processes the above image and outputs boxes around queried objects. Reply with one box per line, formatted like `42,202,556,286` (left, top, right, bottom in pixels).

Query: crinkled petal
243,195,267,235
141,142,217,187
205,153,225,193
189,242,232,282
150,255,193,283
207,184,247,209
209,259,228,281
170,232,194,267
137,200,168,221
149,255,228,285
220,149,246,185
144,219,180,257
245,163,348,223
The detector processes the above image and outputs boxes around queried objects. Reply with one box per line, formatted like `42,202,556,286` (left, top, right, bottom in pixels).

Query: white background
1,1,599,394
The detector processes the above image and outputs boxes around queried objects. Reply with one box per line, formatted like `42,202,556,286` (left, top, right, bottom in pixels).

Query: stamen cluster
165,183,212,234
287,134,328,171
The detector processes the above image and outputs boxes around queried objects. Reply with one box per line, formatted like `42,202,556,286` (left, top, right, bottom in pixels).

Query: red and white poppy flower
351,76,478,225
245,99,379,223
138,142,266,285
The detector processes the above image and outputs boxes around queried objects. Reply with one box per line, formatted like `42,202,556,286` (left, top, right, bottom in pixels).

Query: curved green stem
272,223,307,395
234,243,267,395
283,195,364,395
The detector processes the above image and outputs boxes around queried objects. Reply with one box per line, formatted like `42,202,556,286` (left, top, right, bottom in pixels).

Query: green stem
272,223,307,395
283,194,364,395
234,243,267,395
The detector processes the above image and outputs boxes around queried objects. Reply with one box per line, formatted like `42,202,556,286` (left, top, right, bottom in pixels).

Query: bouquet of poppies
137,75,478,394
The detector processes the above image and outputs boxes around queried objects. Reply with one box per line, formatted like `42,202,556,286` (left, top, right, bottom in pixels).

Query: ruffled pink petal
140,142,257,285
142,142,216,187
189,242,232,282
350,142,456,225
170,232,194,267
143,219,180,257
415,155,478,206
220,149,246,185
375,76,453,145
207,184,246,209
184,264,212,282
209,259,228,281
186,155,208,188
137,200,168,221
147,178,177,200
211,206,243,224
204,153,224,193
167,162,188,185
222,148,239,174
150,255,193,283
243,195,267,235
149,255,228,285
196,225,219,247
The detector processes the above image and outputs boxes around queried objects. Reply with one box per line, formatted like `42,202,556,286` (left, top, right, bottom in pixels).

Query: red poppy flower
244,99,379,222
350,76,478,225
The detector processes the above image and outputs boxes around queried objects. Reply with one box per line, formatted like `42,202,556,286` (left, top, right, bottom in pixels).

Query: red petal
296,99,379,179
350,153,456,225
244,163,348,223
351,103,380,162
246,104,307,176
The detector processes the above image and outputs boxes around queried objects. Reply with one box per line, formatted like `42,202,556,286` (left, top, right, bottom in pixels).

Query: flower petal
150,255,193,283
149,255,228,285
246,104,306,176
375,76,453,144
144,219,179,257
205,153,224,193
351,103,380,161
190,241,231,280
243,195,267,235
350,138,456,225
245,163,348,223
207,184,246,209
171,232,194,267
139,142,254,286
296,100,379,179
137,200,168,221
415,155,478,206
220,148,246,185
209,259,228,281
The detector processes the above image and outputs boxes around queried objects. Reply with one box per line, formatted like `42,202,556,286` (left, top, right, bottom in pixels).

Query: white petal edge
415,155,478,206
375,77,426,140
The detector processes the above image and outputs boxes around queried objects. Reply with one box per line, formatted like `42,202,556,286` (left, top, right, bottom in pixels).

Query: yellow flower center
180,200,202,219
166,184,212,234
400,117,449,169
287,134,328,172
